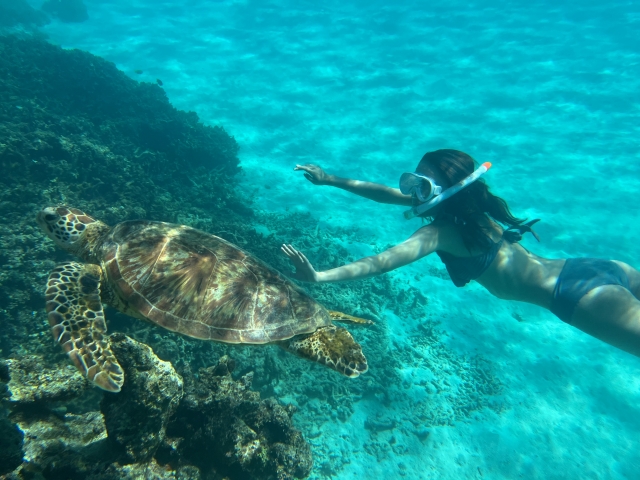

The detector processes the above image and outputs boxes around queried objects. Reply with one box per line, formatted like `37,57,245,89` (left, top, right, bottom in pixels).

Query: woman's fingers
298,250,311,264
281,244,302,261
294,164,315,182
281,244,295,258
280,244,317,282
294,164,326,185
282,245,311,267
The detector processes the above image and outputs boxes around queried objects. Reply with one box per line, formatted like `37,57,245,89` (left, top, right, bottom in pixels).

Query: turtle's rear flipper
328,310,374,325
286,325,368,377
45,262,124,392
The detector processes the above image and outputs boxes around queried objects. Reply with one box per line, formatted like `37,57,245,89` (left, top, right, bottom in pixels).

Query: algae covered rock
101,334,184,463
167,357,313,479
0,416,24,475
1,354,88,404
96,460,200,480
10,410,108,476
0,336,311,478
0,354,100,477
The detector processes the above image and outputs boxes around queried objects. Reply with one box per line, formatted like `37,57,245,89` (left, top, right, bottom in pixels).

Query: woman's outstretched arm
282,225,440,283
294,164,413,206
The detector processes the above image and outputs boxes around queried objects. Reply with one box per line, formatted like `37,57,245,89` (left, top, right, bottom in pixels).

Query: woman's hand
281,244,320,282
294,164,333,186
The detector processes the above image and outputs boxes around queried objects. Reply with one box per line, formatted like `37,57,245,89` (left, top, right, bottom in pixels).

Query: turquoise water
14,0,640,478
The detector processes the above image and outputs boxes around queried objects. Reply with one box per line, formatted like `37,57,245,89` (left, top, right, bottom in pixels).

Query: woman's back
433,217,564,308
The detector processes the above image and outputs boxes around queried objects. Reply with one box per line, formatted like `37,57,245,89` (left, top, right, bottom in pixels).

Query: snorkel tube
403,162,492,219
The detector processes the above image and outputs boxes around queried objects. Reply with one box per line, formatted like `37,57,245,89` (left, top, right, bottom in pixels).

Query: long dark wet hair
417,149,526,250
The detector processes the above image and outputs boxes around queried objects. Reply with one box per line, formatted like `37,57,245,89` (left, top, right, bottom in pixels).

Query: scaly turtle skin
37,206,369,392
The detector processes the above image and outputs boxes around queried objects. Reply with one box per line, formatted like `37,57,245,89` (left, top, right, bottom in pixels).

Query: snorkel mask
400,162,492,219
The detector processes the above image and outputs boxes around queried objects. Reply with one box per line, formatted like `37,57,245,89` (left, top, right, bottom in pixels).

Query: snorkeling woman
281,149,640,358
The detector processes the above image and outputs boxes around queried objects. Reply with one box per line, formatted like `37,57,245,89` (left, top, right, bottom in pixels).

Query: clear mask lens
399,173,437,202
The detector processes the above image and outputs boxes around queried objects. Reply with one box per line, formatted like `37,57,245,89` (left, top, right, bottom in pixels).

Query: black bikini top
435,219,540,287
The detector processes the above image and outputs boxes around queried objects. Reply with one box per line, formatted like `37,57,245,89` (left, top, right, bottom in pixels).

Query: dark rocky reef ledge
0,336,312,480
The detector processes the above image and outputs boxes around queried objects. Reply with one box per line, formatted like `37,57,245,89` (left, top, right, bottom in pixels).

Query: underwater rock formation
0,417,23,476
0,337,312,479
1,355,108,478
41,0,88,23
11,411,109,477
96,460,201,480
166,356,313,479
101,334,184,463
1,354,88,404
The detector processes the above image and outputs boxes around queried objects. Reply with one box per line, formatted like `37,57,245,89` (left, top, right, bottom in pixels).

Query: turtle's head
37,206,109,258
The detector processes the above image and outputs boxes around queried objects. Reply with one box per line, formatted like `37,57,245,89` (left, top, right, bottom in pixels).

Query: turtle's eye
44,214,58,222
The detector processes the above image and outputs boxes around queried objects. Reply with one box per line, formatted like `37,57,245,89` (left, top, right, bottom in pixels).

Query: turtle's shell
100,221,331,344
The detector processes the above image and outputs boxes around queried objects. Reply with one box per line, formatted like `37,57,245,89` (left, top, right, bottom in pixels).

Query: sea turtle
37,206,369,392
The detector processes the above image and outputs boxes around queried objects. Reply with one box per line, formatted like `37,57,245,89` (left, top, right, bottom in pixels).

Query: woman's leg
571,285,640,357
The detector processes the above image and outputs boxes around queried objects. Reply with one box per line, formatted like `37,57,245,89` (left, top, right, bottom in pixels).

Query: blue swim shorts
550,258,630,324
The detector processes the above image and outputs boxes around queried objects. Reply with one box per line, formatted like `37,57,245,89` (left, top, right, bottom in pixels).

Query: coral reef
1,353,109,479
0,336,312,479
11,411,109,477
166,357,313,479
0,417,23,476
1,354,88,404
101,334,184,463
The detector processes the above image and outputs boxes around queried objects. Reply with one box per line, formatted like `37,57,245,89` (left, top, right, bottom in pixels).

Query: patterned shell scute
102,221,331,344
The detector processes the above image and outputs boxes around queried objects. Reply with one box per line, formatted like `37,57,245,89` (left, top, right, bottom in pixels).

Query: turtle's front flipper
328,310,374,325
45,262,124,392
285,325,368,377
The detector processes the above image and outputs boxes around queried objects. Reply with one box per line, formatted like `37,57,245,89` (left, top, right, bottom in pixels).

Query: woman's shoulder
412,217,465,254
414,216,455,236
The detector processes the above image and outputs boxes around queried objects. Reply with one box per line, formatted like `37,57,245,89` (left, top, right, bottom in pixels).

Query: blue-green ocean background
23,0,640,478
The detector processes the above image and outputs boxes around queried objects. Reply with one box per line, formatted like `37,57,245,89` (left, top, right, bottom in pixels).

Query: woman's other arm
295,164,412,206
282,225,439,283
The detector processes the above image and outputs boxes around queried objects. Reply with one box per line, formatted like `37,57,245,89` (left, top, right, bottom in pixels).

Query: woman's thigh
571,285,640,357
